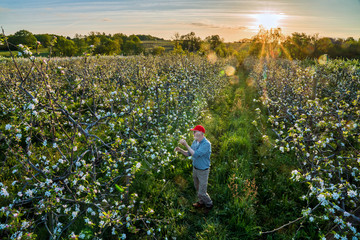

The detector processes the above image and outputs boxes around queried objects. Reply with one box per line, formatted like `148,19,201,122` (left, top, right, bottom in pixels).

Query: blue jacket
188,137,211,169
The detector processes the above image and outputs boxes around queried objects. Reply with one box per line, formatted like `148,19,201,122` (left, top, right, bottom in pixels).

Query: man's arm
179,139,194,156
175,147,190,157
192,142,210,158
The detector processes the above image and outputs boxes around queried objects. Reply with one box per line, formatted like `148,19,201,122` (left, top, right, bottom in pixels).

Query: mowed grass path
176,70,262,239
173,70,266,239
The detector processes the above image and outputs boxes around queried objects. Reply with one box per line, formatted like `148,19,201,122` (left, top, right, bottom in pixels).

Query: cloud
0,7,10,12
190,22,247,30
102,18,112,22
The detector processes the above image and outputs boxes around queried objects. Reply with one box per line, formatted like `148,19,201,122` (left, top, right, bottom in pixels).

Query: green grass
131,68,315,239
0,47,49,57
142,40,174,52
0,63,314,239
0,51,11,57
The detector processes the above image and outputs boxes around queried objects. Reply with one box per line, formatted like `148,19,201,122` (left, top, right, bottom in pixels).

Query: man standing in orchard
175,125,213,212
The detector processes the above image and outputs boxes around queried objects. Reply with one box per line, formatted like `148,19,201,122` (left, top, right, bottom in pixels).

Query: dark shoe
192,202,205,208
204,205,213,214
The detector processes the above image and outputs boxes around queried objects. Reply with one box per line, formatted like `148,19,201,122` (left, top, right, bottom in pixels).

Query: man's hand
179,139,194,156
179,139,188,147
174,146,189,157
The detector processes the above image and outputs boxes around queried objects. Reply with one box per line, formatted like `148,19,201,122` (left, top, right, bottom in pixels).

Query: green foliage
0,54,230,239
7,30,37,50
172,44,185,55
199,71,308,239
72,36,88,55
1,34,357,238
52,36,78,56
122,36,143,55
151,46,165,55
205,35,223,50
136,34,164,41
34,34,52,48
180,32,202,52
248,27,360,60
94,37,121,55
247,56,360,239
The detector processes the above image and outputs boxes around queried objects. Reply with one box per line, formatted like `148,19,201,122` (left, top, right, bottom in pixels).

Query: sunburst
254,13,284,30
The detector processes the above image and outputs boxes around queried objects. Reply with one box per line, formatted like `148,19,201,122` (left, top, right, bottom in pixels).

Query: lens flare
318,54,328,65
253,13,284,30
207,52,217,64
225,65,236,76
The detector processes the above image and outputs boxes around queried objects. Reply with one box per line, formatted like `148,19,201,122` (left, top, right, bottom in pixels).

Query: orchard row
247,57,360,239
0,55,232,239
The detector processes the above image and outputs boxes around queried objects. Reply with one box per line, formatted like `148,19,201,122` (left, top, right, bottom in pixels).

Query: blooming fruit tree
247,57,360,239
0,47,230,239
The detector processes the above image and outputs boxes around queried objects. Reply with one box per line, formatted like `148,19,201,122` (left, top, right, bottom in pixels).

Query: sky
0,0,360,42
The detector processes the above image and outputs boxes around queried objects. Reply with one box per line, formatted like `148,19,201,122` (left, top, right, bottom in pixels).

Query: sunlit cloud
190,22,247,30
0,0,359,42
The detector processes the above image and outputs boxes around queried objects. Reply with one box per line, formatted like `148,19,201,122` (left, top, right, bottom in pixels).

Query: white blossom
348,190,357,198
21,221,29,228
332,192,340,200
1,187,9,197
25,189,33,197
28,103,35,110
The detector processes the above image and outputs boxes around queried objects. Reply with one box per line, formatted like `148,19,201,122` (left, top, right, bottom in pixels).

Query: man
175,125,213,212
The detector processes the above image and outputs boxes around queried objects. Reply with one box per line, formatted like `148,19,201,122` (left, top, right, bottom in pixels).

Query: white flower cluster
0,54,230,239
249,57,360,238
17,44,33,58
1,184,9,197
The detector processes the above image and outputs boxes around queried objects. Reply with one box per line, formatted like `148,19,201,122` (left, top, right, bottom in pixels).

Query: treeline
1,29,360,59
0,29,236,57
248,28,360,60
172,32,237,57
0,30,147,56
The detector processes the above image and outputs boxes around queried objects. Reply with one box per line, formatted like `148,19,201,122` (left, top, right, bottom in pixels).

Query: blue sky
1,0,359,42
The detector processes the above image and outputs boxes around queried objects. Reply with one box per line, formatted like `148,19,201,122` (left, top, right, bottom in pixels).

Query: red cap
190,125,205,133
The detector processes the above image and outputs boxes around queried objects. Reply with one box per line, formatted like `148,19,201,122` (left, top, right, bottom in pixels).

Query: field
141,40,174,52
0,48,50,58
0,40,173,58
0,52,359,239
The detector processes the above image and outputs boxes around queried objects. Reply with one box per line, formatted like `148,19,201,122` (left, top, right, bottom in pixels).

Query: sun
254,13,284,30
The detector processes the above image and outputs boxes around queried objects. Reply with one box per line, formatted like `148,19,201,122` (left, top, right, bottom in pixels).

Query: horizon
2,29,359,43
1,0,360,42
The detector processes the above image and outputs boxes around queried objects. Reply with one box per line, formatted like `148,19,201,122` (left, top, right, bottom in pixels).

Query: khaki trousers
192,167,213,207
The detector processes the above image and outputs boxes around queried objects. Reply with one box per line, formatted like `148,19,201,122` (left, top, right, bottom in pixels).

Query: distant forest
1,28,360,59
